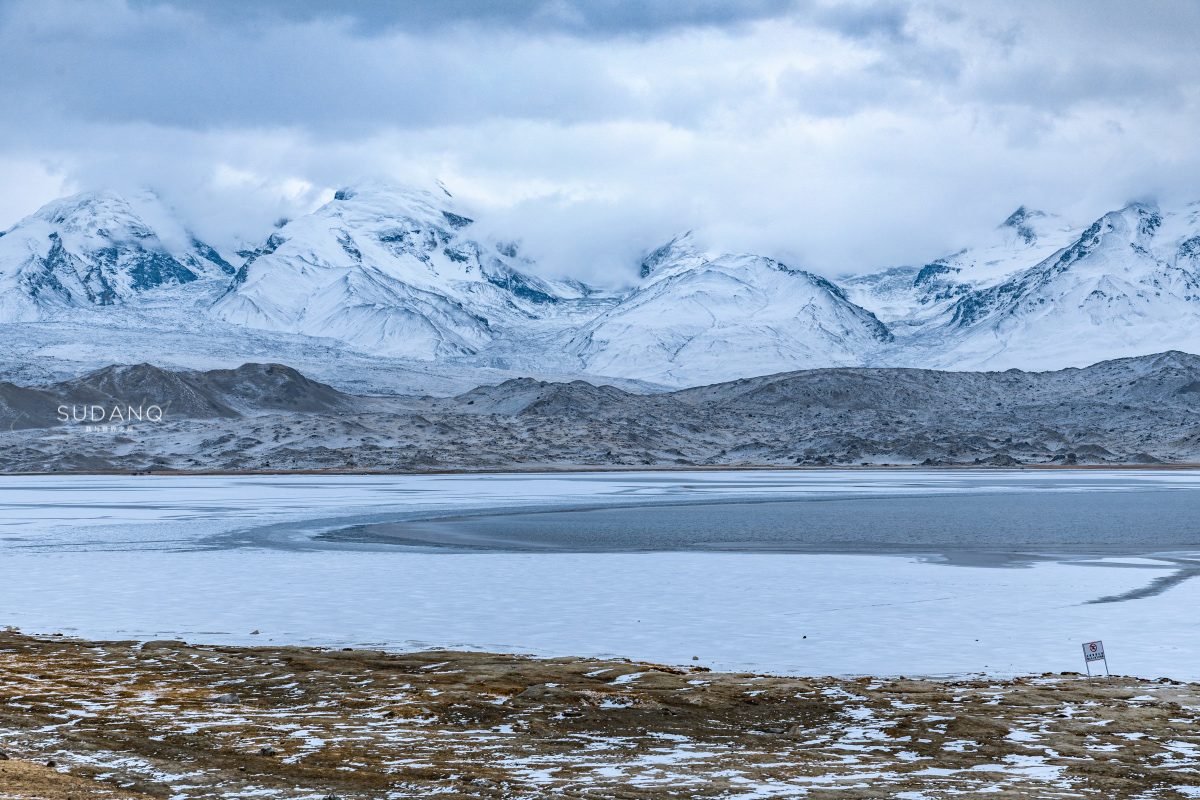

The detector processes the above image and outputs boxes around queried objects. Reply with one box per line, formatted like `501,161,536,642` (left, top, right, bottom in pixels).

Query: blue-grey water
319,489,1200,566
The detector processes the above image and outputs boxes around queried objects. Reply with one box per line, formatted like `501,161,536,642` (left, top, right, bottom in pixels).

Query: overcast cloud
1,0,1198,283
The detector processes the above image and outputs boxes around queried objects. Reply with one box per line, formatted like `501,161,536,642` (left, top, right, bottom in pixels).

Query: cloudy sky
1,0,1198,283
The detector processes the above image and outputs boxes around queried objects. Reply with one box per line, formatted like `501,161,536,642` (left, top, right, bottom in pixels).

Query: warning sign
1082,640,1105,663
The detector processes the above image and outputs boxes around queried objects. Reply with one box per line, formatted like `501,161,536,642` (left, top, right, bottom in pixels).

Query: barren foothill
6,351,1200,472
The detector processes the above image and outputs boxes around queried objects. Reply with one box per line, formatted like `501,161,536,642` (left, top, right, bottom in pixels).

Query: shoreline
4,462,1200,477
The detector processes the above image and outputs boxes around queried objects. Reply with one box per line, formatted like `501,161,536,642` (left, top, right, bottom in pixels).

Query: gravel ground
1,632,1199,798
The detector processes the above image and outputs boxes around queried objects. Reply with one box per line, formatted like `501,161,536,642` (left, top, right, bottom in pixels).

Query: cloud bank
1,0,1198,284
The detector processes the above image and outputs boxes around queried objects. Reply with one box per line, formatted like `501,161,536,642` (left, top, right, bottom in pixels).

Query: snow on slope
844,206,1082,334
0,189,234,322
918,202,1200,369
569,232,893,385
212,182,600,361
841,202,1200,371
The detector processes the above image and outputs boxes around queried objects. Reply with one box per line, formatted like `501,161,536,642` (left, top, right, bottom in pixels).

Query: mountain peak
32,189,136,228
27,187,204,257
1001,205,1047,228
315,180,474,236
639,231,705,279
1121,199,1160,213
998,205,1066,247
1087,200,1163,242
329,179,449,207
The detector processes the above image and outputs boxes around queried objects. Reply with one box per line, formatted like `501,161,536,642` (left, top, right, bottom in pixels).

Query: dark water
318,489,1200,565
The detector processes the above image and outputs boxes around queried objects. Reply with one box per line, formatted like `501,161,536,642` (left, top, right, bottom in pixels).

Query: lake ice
2,469,1198,679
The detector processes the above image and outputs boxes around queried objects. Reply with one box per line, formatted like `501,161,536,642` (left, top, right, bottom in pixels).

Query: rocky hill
0,363,358,431
3,352,1200,471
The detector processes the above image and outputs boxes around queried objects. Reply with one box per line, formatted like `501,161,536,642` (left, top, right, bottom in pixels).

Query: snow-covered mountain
4,183,1200,390
937,202,1200,368
0,189,234,322
213,182,599,360
848,201,1200,370
844,206,1081,335
569,233,893,385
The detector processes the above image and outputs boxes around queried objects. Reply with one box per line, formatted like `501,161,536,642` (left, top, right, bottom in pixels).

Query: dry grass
1,632,1198,798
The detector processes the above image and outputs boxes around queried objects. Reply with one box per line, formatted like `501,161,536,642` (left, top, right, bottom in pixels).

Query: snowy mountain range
3,181,1200,389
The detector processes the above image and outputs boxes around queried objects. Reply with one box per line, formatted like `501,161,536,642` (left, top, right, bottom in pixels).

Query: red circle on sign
1090,644,1097,652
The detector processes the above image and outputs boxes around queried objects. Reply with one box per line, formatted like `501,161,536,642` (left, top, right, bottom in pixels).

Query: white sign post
1081,640,1110,682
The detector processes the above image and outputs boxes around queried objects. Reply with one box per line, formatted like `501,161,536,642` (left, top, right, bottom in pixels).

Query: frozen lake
322,488,1200,567
2,469,1199,678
